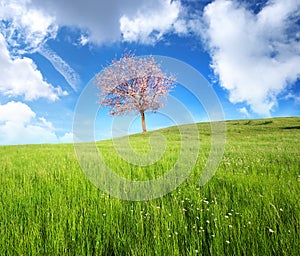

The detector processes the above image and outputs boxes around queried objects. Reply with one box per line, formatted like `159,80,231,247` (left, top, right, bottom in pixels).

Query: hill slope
0,117,299,255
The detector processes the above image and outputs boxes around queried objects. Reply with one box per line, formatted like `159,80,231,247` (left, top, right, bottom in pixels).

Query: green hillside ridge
0,117,299,255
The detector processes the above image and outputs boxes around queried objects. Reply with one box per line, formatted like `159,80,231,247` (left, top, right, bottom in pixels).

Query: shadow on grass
281,126,300,130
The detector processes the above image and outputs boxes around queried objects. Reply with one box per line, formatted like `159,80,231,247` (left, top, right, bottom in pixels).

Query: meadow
0,117,299,255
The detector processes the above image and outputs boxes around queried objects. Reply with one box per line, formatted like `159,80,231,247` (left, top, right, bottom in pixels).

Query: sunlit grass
0,117,299,255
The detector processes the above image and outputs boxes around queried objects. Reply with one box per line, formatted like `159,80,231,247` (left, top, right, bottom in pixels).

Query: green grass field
0,117,299,255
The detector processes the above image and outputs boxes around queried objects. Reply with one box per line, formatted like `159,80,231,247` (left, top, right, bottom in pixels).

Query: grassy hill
0,117,299,255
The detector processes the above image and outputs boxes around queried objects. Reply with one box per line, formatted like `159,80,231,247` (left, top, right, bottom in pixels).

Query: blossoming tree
96,52,175,132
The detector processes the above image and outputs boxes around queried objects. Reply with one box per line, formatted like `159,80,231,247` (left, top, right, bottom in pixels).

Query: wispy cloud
38,45,80,92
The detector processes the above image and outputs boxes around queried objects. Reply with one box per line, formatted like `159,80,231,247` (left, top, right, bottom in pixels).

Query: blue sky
0,0,299,145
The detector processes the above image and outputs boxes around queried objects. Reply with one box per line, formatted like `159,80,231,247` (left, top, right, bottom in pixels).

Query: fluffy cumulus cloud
120,0,181,43
25,0,184,44
202,0,300,115
0,34,67,100
28,0,124,44
0,101,72,145
0,0,190,46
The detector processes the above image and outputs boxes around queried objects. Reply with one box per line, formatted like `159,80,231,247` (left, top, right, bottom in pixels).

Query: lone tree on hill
96,52,176,132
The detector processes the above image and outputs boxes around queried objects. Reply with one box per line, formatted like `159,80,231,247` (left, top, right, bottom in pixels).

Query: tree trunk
141,111,147,132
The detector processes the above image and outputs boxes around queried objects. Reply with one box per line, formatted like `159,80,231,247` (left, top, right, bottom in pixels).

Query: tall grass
0,117,299,255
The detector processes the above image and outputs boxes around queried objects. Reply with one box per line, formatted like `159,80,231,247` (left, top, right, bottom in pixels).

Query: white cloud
0,0,57,54
25,0,184,45
202,0,300,116
0,34,67,101
1,0,189,46
28,0,123,44
0,101,73,145
38,45,80,91
173,19,189,35
120,0,181,43
0,101,35,123
58,132,73,143
78,34,89,46
238,107,250,117
38,117,54,130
